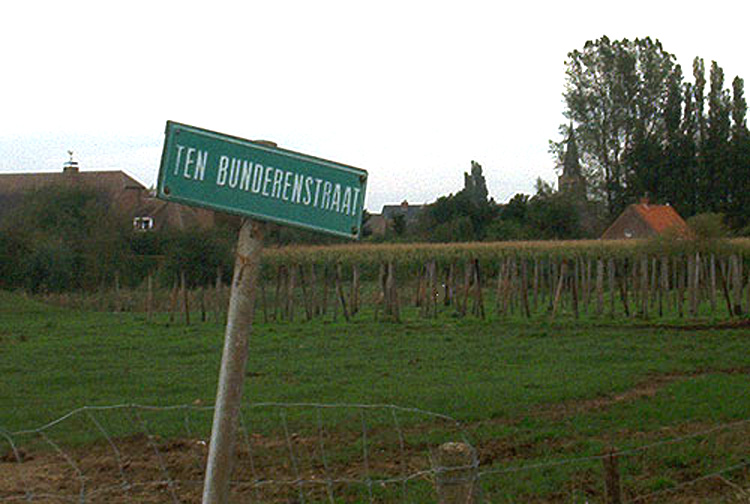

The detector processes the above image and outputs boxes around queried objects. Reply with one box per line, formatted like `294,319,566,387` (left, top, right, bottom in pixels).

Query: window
133,216,154,231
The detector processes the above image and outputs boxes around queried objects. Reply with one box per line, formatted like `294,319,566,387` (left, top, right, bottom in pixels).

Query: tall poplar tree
661,64,687,212
681,81,699,215
703,61,731,211
692,58,709,211
728,76,750,228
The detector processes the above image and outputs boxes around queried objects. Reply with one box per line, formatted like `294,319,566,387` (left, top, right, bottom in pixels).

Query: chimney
63,150,79,174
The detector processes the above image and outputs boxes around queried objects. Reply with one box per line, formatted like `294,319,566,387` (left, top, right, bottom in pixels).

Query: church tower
557,128,586,198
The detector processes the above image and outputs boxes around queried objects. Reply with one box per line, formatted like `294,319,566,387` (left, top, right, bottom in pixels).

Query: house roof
381,202,425,221
0,170,148,222
0,170,146,196
601,201,691,239
632,203,690,235
0,168,214,231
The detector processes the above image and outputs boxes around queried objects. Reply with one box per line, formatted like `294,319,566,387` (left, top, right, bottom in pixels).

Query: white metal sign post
201,218,262,503
156,122,367,504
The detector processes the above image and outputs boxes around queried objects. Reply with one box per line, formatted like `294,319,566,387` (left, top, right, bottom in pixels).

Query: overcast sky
2,1,750,212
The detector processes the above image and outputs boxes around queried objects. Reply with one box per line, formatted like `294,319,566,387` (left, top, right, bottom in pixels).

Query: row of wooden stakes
149,252,749,324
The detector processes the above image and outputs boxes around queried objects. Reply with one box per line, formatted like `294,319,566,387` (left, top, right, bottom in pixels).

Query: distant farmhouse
602,198,690,240
365,200,425,236
0,152,213,231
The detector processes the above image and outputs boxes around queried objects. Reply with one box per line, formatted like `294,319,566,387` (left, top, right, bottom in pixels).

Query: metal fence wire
0,402,476,503
2,403,750,503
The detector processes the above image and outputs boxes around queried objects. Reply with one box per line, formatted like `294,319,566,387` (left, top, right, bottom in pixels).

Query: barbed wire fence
2,403,750,503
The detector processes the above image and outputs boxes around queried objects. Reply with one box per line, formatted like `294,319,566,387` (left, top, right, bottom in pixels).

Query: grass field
3,289,750,502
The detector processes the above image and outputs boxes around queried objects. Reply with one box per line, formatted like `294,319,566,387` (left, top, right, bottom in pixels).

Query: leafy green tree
162,228,233,289
430,216,475,243
562,37,678,217
418,161,497,241
0,230,31,290
1,186,131,292
391,214,407,236
464,161,489,206
526,180,582,239
500,193,529,222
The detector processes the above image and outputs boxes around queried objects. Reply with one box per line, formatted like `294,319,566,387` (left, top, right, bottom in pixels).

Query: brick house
0,153,213,231
601,199,691,239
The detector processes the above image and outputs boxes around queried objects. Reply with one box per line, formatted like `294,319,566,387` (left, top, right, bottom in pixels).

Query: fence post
603,448,621,504
432,441,480,504
146,273,153,321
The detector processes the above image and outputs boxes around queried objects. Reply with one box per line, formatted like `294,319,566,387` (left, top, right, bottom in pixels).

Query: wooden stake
181,270,190,326
335,263,350,322
596,258,604,317
351,264,360,315
552,260,567,317
608,258,616,317
146,274,153,321
603,448,622,504
520,259,531,319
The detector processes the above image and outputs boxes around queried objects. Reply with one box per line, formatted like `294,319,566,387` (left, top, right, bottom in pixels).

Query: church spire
558,126,586,197
562,126,581,178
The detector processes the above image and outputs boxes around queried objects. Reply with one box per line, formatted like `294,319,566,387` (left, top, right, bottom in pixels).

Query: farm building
0,152,213,231
365,200,425,236
601,199,690,240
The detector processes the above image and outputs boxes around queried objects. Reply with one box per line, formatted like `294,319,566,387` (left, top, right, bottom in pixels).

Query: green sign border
157,121,368,239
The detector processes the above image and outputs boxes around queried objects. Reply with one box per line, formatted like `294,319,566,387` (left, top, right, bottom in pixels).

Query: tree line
408,165,586,243
0,186,236,293
557,36,750,230
383,35,750,242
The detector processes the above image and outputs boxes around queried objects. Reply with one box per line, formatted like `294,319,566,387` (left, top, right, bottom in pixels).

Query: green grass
3,289,750,502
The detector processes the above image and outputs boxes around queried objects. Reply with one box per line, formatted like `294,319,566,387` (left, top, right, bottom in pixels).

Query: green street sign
157,121,368,238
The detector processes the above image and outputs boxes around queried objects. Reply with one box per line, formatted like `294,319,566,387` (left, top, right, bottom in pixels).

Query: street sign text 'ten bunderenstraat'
157,121,368,238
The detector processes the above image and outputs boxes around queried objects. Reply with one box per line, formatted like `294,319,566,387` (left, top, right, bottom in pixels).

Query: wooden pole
351,264,360,315
214,267,223,324
298,264,313,321
641,256,649,319
608,258,616,317
473,259,485,320
603,448,622,504
552,260,567,317
181,270,190,325
596,258,604,317
386,261,400,321
520,258,531,319
146,273,153,321
335,263,350,322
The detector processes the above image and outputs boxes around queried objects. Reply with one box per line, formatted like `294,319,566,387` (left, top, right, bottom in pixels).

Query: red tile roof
633,203,690,236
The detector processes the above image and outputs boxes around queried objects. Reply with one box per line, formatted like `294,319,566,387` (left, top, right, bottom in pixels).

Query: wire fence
2,403,750,503
0,402,474,503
